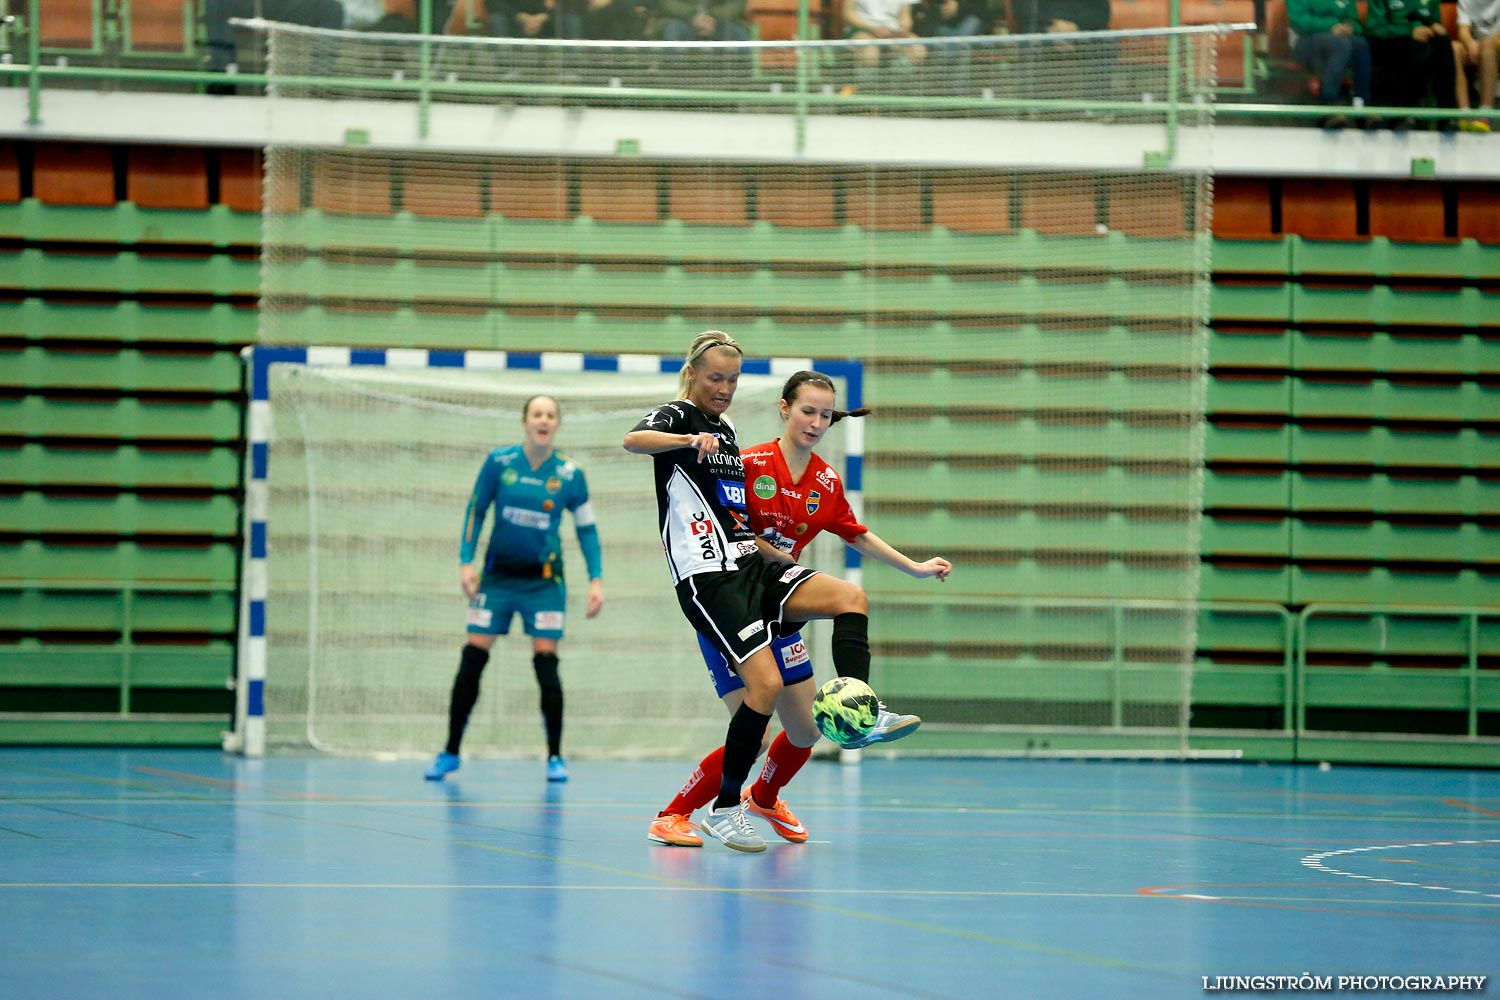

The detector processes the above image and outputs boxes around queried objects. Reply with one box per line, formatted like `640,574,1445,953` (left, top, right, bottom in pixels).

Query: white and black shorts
675,552,821,666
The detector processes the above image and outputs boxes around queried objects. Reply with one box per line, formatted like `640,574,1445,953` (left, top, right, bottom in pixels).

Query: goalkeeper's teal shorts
466,575,567,641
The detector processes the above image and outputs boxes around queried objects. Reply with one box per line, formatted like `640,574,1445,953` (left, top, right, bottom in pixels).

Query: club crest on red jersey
806,490,820,515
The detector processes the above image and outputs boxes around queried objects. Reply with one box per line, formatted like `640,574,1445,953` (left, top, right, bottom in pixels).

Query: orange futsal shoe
647,812,703,848
741,789,809,844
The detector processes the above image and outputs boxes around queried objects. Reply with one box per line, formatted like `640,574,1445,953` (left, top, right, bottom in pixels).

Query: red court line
1442,798,1500,818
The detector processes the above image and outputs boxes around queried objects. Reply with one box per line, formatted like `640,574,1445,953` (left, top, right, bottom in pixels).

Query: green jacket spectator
1287,0,1364,36
657,0,748,27
1363,0,1443,38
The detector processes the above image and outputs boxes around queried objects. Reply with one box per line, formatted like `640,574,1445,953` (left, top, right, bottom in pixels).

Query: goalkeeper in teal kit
425,395,604,784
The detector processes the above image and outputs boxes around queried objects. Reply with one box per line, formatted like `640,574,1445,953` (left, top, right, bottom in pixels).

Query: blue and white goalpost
230,346,863,758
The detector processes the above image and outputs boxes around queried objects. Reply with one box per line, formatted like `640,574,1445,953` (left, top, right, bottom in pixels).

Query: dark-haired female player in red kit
647,369,952,849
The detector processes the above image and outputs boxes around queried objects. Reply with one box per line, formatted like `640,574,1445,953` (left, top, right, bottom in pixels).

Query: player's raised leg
782,572,922,746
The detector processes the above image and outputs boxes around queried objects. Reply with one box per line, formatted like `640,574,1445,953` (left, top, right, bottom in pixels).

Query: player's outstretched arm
850,530,951,582
623,430,719,462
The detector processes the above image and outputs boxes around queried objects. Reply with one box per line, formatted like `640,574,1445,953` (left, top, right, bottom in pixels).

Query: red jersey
741,439,868,560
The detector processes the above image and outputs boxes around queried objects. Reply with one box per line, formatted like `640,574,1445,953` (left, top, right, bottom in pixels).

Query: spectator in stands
1013,0,1107,34
1287,0,1374,128
1365,0,1458,130
911,0,988,91
487,0,560,36
658,0,752,40
844,0,928,79
1012,0,1112,104
1454,0,1500,130
556,0,652,37
205,0,344,76
912,0,987,36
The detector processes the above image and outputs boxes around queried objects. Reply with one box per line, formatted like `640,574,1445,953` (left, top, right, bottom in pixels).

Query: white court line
1300,839,1500,900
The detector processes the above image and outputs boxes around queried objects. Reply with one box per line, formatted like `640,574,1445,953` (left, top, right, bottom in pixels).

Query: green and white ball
813,677,880,746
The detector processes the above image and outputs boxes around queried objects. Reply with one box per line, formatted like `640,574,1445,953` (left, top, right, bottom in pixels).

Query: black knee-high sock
533,652,563,758
832,612,871,685
445,644,490,755
715,702,772,811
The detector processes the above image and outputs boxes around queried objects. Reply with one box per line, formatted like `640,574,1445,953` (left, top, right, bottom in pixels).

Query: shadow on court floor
1,749,1497,999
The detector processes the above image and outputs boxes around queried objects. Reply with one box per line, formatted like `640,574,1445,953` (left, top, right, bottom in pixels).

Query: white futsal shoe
841,705,921,750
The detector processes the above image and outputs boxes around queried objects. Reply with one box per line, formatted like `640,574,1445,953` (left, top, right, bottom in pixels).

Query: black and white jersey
632,399,758,584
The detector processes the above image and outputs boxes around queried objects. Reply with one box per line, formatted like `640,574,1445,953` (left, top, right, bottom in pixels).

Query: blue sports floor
2,749,1497,1000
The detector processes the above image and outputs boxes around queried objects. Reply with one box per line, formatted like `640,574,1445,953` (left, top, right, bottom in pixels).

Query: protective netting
253,21,1218,756
260,364,848,757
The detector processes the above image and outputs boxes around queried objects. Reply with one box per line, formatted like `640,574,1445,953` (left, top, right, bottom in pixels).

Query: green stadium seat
1292,519,1495,563
1292,565,1500,606
1292,426,1497,469
1200,562,1293,602
2,346,241,393
0,300,256,345
1293,376,1488,423
1204,468,1291,510
0,586,235,634
1202,515,1291,557
0,539,236,583
1292,471,1496,517
0,442,241,490
0,396,241,440
1206,373,1292,415
1291,330,1498,376
0,492,237,535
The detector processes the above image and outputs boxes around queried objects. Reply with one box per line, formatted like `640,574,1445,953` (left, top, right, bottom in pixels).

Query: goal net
246,19,1226,757
236,348,853,757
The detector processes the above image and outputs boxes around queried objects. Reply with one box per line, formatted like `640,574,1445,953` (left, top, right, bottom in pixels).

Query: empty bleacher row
2,140,1498,751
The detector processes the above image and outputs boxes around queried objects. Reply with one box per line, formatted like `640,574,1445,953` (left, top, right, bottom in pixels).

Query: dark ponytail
780,370,870,424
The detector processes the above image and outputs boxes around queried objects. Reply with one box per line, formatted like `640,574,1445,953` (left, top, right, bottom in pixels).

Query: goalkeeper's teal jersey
460,445,602,582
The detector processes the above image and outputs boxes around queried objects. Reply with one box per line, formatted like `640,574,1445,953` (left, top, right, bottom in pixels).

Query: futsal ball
813,677,880,746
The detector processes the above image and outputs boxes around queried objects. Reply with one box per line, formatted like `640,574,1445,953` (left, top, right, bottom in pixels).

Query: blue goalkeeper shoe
424,751,460,781
841,705,921,750
546,755,569,783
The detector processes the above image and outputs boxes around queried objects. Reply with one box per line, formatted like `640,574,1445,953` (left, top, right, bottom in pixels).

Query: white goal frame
227,345,865,756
